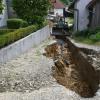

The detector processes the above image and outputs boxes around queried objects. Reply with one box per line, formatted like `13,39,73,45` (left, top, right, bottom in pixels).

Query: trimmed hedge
7,18,28,29
0,29,16,35
0,24,40,49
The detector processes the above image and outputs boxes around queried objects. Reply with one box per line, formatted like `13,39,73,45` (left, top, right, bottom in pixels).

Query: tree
60,0,73,5
12,0,50,24
0,0,3,14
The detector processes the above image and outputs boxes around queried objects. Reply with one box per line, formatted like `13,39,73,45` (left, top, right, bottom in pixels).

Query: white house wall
0,0,8,27
74,0,92,31
54,9,63,17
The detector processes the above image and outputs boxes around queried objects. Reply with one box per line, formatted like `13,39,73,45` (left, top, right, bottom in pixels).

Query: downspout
6,0,9,18
74,9,79,31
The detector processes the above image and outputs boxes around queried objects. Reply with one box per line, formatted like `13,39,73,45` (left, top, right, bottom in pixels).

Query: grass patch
73,36,100,45
73,27,100,45
73,37,96,44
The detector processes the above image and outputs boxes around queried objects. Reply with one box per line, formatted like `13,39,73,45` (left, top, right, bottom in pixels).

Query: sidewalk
69,38,100,52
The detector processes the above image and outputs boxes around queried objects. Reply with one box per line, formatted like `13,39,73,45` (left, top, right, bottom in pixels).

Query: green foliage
73,29,90,37
96,32,100,39
7,18,28,29
89,32,100,41
60,0,73,5
74,27,100,37
12,0,50,24
0,0,3,14
73,27,100,44
0,29,16,35
0,24,42,48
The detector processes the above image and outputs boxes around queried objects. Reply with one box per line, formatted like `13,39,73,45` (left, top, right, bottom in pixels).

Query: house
0,0,16,27
0,0,8,27
6,0,16,18
87,0,100,28
49,0,65,17
69,0,100,31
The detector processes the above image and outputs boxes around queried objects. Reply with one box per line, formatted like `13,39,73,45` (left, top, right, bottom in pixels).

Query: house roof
50,0,65,9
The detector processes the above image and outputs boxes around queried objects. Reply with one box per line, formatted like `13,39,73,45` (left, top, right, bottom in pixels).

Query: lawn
74,36,100,45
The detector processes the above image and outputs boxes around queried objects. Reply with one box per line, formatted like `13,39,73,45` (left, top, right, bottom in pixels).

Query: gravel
0,38,100,100
0,38,57,93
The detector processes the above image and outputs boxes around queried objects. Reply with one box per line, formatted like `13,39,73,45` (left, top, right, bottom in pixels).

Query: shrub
7,18,28,29
90,32,100,41
12,0,50,24
73,27,100,38
96,32,100,39
73,29,89,37
0,29,16,35
0,25,40,48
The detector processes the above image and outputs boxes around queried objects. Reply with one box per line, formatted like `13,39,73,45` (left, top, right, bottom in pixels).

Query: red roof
51,0,65,9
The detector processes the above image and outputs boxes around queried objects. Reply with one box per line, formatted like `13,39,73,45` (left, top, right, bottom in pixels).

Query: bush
89,32,100,41
73,29,90,37
96,32,100,39
73,27,100,38
0,29,16,35
7,18,28,29
0,25,40,48
12,0,50,24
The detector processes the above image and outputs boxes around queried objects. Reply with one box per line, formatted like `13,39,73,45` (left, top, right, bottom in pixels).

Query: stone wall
0,25,50,64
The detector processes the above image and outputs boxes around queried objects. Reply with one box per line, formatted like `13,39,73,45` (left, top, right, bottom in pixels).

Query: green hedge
0,29,16,35
7,18,28,29
0,24,40,49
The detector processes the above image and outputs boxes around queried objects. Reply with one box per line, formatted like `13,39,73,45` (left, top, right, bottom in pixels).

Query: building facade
69,0,100,31
88,0,100,28
74,0,92,31
0,0,8,27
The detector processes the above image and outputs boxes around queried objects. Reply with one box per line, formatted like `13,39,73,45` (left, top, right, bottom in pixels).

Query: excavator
52,17,70,37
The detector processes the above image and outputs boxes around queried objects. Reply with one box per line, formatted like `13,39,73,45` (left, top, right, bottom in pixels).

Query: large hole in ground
44,37,100,98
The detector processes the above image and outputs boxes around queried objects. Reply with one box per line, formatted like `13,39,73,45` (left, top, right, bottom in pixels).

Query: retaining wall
0,25,50,64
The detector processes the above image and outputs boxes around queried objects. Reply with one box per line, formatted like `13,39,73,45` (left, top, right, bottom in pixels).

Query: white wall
0,26,50,64
54,9,63,17
0,0,8,27
74,0,92,31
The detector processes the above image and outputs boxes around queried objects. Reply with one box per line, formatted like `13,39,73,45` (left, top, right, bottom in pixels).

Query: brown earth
44,38,99,98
